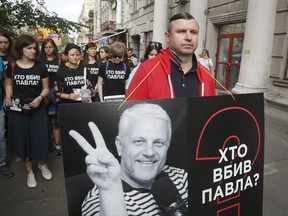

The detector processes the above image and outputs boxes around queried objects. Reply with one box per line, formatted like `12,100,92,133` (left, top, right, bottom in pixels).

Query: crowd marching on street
0,33,141,186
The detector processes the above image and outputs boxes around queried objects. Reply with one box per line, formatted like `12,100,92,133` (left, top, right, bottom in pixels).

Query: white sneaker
38,163,52,180
27,172,37,188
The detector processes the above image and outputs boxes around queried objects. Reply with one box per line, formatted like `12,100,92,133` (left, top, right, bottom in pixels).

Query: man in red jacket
126,12,216,100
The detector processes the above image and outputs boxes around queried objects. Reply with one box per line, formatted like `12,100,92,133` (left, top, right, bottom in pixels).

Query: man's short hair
167,12,196,32
118,103,172,142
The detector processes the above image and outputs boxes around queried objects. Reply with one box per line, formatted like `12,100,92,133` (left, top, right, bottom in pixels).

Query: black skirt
7,102,53,161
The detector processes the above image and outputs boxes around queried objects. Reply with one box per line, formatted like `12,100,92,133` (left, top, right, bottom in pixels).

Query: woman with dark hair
40,38,63,155
82,42,99,102
4,35,53,188
97,46,110,65
0,32,14,69
198,48,213,72
126,41,163,90
143,41,163,61
56,43,93,103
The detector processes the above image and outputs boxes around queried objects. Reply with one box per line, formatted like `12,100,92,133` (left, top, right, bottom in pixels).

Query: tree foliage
88,9,94,34
0,0,86,36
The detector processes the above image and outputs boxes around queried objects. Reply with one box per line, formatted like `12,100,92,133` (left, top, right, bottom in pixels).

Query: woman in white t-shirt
198,48,213,72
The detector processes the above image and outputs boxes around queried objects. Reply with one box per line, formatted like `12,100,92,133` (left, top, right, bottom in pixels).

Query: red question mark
195,107,261,216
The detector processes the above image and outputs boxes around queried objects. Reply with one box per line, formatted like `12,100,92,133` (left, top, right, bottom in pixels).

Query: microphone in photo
151,175,188,216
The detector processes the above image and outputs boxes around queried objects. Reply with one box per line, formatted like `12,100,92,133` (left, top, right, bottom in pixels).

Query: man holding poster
126,12,216,100
69,103,188,216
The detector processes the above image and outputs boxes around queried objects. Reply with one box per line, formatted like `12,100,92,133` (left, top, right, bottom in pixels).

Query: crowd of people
0,11,217,215
0,31,164,184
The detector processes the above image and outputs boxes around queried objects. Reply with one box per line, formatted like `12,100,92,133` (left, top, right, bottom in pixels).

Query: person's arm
4,77,13,107
208,58,213,68
125,66,138,91
97,76,104,102
69,122,127,215
126,64,149,100
58,92,80,101
131,56,138,67
53,80,59,92
30,77,49,108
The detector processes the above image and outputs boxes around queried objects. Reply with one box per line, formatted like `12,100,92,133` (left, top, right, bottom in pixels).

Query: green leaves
0,0,86,36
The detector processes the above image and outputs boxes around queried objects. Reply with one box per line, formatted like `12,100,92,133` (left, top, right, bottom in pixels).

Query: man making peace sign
70,103,188,215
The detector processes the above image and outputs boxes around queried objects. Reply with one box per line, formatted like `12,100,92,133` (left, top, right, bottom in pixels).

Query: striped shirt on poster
81,165,188,216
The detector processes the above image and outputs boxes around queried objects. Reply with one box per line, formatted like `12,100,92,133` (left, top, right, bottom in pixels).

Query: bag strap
58,58,62,70
105,61,109,75
82,67,87,89
11,62,15,80
123,62,126,72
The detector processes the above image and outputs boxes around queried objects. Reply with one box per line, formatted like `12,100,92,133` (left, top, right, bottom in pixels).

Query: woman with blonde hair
97,42,130,102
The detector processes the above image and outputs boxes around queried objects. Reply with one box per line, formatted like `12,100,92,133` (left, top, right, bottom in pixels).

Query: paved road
0,101,287,216
0,153,68,216
263,102,288,216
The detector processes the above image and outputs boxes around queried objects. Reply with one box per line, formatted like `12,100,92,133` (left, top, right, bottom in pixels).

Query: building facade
77,0,95,45
78,0,288,106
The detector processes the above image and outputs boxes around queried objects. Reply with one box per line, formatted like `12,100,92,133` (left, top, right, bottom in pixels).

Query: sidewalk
0,154,68,216
0,101,287,216
263,102,288,216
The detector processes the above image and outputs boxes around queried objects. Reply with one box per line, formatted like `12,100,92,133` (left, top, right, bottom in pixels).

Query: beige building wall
130,0,288,105
127,0,190,59
266,0,288,105
77,0,95,44
204,0,287,105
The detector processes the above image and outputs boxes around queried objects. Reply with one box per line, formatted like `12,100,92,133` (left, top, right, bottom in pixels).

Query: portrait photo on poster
59,98,189,216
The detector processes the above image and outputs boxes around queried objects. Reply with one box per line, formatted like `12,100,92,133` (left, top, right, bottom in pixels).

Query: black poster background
187,93,264,216
59,93,264,216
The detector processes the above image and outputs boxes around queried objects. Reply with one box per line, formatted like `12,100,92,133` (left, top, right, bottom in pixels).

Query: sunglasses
149,41,162,47
112,55,123,59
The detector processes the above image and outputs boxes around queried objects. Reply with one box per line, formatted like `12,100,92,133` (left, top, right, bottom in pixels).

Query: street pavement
0,101,287,216
262,102,288,216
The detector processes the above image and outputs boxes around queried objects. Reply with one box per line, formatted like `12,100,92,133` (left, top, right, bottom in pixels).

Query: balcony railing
100,20,116,31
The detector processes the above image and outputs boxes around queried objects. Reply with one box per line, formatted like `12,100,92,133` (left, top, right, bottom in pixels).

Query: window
215,23,245,90
133,0,139,12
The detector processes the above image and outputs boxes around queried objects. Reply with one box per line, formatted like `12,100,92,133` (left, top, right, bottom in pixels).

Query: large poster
59,93,264,216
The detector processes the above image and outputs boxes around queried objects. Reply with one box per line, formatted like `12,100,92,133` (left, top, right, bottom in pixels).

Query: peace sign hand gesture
69,122,121,190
